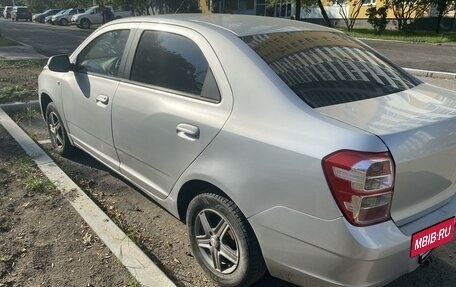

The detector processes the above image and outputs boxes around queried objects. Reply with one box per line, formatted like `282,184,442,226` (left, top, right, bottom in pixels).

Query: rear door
112,24,233,199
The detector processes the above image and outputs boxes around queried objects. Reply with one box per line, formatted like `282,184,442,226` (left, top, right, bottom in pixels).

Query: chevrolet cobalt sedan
38,14,456,287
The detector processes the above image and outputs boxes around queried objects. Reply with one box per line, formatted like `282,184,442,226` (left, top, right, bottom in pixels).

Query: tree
22,0,94,13
366,5,389,33
336,0,364,31
432,0,456,33
386,0,432,30
267,0,333,27
118,0,200,15
316,0,333,26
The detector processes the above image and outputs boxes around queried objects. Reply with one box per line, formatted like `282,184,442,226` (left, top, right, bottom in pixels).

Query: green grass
16,157,54,194
14,107,40,125
0,85,27,101
128,276,140,287
342,28,456,43
0,36,20,47
0,59,45,69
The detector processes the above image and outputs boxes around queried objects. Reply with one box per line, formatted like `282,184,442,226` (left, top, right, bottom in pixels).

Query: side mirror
47,55,71,72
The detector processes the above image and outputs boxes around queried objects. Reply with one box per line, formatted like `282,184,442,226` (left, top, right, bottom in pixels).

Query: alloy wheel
48,111,64,149
194,209,239,274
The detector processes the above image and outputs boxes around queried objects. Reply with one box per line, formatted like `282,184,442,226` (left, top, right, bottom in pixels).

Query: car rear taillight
322,150,395,226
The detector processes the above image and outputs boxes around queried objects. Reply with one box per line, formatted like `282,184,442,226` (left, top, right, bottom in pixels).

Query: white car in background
51,8,85,26
71,5,132,29
45,8,67,24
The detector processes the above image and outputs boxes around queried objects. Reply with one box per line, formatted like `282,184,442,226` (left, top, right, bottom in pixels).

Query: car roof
113,14,335,37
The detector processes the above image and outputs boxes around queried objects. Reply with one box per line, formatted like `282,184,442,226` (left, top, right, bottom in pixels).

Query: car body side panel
165,32,388,220
38,69,74,145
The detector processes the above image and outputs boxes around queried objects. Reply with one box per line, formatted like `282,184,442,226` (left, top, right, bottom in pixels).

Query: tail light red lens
322,150,395,226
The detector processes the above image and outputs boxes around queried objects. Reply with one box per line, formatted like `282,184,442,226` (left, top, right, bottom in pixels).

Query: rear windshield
242,31,418,108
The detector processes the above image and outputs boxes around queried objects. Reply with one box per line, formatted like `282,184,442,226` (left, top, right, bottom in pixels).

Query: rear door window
242,31,418,108
130,30,220,101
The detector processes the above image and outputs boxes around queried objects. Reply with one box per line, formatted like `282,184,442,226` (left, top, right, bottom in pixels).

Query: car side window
77,29,130,77
130,30,220,101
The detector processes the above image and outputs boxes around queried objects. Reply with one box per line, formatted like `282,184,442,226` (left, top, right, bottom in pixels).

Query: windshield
242,31,419,108
86,7,97,14
56,9,68,15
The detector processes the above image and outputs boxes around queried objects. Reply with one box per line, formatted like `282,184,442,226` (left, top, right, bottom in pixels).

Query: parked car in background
33,8,63,23
3,6,13,19
52,8,85,26
71,5,132,29
38,15,456,287
45,9,67,24
0,7,4,17
11,6,32,21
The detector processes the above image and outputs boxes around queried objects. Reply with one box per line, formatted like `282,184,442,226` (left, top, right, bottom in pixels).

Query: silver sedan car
38,14,456,287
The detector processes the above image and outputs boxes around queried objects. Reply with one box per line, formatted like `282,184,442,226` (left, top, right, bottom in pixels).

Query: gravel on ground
0,124,137,287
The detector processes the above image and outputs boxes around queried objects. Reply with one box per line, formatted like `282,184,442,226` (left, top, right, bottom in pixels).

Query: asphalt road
362,39,456,73
1,18,456,73
0,18,92,56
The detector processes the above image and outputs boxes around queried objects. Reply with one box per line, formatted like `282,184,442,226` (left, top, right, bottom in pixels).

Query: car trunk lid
317,83,456,227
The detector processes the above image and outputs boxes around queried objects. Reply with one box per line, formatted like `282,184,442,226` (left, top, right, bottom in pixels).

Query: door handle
96,94,109,105
176,123,200,141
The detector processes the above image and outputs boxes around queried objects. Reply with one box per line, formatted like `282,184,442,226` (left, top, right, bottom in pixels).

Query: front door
62,29,132,171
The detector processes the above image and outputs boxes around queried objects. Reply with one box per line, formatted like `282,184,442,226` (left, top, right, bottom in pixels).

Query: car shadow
386,251,456,287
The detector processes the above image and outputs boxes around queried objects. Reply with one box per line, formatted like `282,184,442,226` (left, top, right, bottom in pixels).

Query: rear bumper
249,207,420,287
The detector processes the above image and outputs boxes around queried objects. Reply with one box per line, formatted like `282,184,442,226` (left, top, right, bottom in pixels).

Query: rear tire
59,18,68,26
186,193,266,287
80,18,90,29
46,102,75,157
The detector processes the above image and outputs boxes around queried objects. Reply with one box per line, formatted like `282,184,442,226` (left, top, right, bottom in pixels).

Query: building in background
199,0,456,30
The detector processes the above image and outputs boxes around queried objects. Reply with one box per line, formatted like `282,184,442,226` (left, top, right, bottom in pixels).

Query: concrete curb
404,68,456,80
0,106,176,287
358,37,456,47
0,100,40,113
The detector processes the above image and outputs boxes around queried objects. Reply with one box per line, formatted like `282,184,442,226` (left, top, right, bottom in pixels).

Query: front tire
46,102,74,157
80,18,90,29
186,193,266,287
59,18,68,26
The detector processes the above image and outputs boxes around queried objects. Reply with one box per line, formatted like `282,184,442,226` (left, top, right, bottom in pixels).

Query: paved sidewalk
0,45,48,60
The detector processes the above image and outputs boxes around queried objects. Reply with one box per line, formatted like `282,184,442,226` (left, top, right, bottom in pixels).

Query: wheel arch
177,179,234,223
39,92,53,119
39,91,74,146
